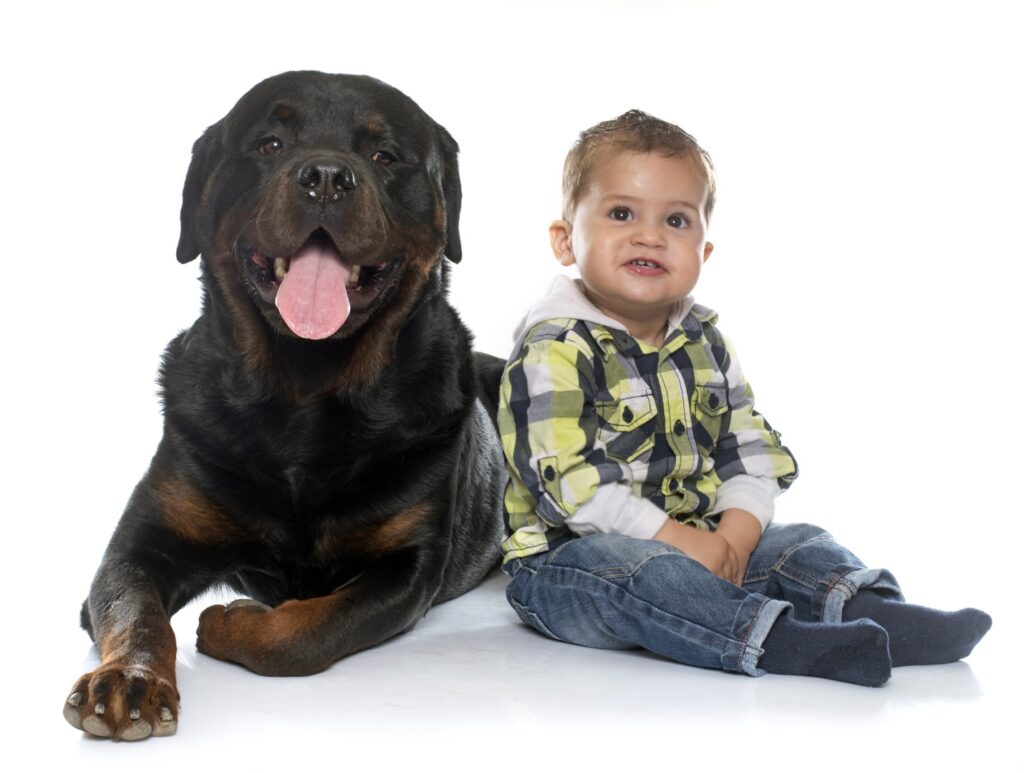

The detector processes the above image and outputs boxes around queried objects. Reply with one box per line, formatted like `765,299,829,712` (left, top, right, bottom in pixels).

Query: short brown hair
561,110,716,222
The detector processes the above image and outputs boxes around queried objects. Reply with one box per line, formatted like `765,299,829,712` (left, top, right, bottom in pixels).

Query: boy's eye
667,214,689,229
610,207,633,221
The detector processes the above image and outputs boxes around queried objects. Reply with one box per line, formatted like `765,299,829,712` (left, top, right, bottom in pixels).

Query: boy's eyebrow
598,193,702,213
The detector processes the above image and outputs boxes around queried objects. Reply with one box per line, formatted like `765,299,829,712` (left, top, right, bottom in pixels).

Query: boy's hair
562,110,716,222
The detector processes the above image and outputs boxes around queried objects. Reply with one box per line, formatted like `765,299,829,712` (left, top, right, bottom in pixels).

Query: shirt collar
510,275,716,356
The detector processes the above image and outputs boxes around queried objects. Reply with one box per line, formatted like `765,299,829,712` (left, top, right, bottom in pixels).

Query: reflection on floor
64,570,1014,771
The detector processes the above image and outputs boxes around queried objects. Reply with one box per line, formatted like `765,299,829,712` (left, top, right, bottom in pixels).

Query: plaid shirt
499,278,798,562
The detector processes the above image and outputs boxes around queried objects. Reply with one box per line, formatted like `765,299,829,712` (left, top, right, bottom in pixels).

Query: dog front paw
196,598,272,667
63,664,178,740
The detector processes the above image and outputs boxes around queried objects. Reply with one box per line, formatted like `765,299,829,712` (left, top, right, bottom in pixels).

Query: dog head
177,71,461,343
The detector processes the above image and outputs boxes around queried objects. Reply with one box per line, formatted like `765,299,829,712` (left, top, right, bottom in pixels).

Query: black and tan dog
63,71,507,741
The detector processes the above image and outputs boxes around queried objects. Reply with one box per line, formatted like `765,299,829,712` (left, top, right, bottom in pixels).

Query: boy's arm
658,329,794,584
707,334,798,530
499,334,667,538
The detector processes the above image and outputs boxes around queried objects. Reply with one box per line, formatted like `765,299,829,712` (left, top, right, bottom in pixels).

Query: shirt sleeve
565,483,668,539
708,475,781,531
499,333,665,536
707,333,798,528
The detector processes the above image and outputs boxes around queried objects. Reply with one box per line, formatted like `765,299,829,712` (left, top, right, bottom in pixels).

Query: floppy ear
436,124,462,264
176,124,221,264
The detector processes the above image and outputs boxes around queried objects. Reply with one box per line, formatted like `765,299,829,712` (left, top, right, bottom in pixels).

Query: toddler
497,111,991,686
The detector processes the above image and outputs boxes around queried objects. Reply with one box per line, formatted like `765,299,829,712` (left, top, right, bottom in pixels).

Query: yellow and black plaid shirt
499,281,798,563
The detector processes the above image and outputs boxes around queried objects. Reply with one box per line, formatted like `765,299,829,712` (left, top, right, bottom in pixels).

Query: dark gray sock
842,590,992,667
759,611,891,687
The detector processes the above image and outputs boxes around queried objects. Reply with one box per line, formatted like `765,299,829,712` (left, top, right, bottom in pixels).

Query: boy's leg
742,522,903,623
743,523,991,666
841,591,991,666
505,533,890,686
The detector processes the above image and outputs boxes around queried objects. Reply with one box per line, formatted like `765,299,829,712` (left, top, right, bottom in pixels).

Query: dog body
63,72,507,740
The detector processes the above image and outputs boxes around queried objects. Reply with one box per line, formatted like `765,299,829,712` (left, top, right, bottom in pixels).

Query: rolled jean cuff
736,597,791,676
821,566,904,624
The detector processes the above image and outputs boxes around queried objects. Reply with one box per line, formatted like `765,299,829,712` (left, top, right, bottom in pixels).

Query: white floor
32,569,1018,773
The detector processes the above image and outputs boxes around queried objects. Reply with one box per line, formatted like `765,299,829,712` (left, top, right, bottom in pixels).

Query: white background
2,0,1022,769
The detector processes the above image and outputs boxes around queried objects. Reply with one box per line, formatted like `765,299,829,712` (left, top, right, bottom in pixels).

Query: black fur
65,72,506,740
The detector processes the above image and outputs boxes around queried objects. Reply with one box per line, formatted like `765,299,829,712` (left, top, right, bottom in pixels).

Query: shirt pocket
594,392,658,463
690,382,728,452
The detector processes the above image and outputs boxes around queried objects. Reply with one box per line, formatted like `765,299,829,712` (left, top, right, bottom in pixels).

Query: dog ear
436,124,462,264
176,124,221,264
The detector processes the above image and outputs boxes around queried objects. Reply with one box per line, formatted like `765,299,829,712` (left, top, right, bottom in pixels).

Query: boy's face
551,151,713,337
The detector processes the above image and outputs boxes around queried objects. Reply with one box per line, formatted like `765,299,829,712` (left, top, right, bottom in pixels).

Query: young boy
497,111,991,686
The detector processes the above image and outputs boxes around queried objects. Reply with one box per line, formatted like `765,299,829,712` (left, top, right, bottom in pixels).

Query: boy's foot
759,612,891,687
842,590,992,667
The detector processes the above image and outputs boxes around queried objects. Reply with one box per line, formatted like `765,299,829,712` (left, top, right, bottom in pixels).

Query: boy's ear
703,241,714,263
549,220,575,266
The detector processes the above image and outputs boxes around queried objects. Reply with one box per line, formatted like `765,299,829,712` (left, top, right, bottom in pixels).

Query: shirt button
622,406,634,423
674,420,684,436
708,393,720,408
544,466,556,481
668,479,679,491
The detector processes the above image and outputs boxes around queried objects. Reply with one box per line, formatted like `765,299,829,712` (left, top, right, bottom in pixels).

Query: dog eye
371,150,396,166
258,137,284,156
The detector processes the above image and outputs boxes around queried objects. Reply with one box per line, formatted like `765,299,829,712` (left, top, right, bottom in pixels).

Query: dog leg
196,549,438,676
64,564,179,741
64,464,216,740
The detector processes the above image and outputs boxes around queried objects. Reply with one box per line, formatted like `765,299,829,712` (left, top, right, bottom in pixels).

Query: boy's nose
631,222,666,248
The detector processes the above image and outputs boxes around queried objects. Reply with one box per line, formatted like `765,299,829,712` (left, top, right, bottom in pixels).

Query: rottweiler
62,71,507,741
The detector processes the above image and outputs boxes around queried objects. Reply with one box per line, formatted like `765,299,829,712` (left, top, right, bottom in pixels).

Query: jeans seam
735,596,791,674
584,547,683,580
542,561,754,669
736,596,769,669
769,533,837,590
545,542,681,580
508,596,567,642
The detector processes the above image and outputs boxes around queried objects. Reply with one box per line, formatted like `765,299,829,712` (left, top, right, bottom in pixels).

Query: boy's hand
654,509,763,586
714,509,763,585
654,520,742,584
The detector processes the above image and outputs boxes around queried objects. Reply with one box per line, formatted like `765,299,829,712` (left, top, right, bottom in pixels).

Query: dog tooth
274,257,288,280
348,265,362,287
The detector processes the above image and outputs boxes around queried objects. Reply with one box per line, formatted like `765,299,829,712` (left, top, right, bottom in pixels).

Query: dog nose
298,158,358,202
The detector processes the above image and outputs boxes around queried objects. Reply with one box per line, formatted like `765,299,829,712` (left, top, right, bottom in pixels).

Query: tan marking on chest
315,502,433,561
154,475,240,545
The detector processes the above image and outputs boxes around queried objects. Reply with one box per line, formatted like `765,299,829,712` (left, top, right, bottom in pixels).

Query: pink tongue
275,242,351,339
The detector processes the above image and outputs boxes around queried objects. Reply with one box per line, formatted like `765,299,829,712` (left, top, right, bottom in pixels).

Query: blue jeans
504,523,902,676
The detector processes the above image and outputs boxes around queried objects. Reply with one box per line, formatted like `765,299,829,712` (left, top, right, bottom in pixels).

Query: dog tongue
275,241,352,339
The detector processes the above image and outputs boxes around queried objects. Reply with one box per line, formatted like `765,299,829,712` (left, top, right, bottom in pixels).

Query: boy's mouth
627,258,665,272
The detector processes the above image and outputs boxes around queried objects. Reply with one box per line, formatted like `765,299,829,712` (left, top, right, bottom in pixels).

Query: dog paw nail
67,692,83,708
154,707,177,737
94,702,106,716
129,708,141,720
